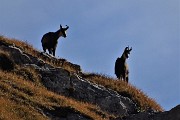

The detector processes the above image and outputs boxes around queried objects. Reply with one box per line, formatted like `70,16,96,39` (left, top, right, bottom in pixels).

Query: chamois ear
60,24,62,29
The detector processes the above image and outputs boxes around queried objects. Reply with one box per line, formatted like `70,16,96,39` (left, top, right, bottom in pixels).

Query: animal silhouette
115,46,132,83
41,25,69,56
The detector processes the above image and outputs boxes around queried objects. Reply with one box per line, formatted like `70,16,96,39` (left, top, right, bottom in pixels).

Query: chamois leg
119,76,123,81
116,74,120,79
48,49,52,55
52,48,56,56
125,70,129,83
43,48,46,53
125,76,129,83
42,45,46,53
122,73,126,82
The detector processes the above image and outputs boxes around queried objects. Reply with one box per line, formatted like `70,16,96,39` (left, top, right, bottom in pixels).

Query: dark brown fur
115,46,132,83
41,25,69,56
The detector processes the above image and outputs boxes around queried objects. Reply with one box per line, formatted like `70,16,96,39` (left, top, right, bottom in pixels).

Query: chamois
115,46,132,83
41,25,69,56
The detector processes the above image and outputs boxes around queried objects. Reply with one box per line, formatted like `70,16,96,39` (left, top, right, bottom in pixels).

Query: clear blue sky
0,0,179,111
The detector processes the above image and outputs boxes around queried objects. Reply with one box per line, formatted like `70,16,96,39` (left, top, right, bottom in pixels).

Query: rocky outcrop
38,67,137,116
0,40,179,120
43,106,93,120
0,40,137,117
121,105,180,120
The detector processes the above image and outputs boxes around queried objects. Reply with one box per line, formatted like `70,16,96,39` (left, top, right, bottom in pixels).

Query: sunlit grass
82,73,163,112
0,35,163,119
0,70,113,120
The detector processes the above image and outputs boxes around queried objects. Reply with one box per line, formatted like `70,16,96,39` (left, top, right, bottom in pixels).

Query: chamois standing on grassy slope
41,25,69,56
115,46,132,83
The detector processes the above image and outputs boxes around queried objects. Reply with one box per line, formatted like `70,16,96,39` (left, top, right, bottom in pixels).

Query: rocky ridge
0,38,179,120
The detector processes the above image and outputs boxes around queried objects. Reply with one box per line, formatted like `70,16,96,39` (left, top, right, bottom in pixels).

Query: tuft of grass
82,73,164,112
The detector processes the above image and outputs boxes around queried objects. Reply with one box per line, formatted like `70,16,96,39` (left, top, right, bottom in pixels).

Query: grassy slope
0,36,163,119
82,73,163,112
0,66,110,120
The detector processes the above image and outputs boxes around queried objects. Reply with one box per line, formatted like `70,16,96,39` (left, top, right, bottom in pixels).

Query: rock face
0,40,180,120
43,106,93,120
0,40,137,117
121,105,180,120
38,67,137,116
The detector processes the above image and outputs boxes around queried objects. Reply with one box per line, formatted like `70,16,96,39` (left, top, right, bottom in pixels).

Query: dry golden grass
82,73,163,112
0,69,113,120
0,35,163,119
0,97,46,120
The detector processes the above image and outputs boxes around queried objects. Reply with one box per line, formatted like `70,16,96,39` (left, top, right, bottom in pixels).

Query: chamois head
124,46,132,59
60,25,69,38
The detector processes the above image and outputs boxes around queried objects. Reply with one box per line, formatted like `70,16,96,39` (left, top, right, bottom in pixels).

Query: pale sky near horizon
0,0,179,111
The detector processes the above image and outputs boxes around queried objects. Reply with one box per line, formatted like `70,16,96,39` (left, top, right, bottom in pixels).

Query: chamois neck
121,54,127,61
55,29,63,38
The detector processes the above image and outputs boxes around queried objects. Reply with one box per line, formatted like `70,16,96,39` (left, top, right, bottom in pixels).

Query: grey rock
122,105,180,120
43,106,92,120
0,45,32,64
39,67,137,116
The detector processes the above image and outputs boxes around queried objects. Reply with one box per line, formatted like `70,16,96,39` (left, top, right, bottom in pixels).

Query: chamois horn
65,25,69,30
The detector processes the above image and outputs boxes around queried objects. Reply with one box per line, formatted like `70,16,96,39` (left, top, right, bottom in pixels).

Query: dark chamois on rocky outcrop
41,25,69,56
115,46,132,83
